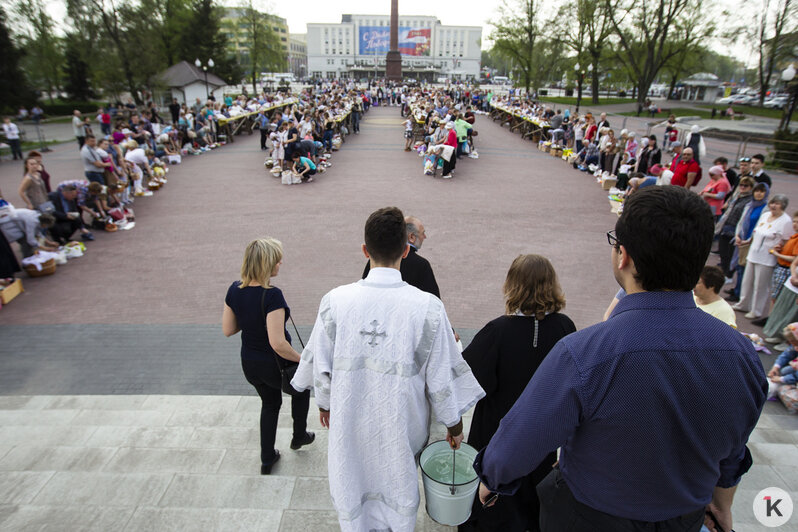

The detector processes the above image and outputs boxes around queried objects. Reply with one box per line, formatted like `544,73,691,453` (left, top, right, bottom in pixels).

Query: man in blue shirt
473,186,767,532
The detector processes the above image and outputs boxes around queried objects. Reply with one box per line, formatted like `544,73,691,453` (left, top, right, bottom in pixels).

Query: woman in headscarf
685,124,706,166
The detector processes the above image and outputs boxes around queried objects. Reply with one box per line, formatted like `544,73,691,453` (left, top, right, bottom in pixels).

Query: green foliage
178,0,241,84
41,100,105,116
0,6,36,114
12,0,64,104
490,0,544,94
62,36,95,102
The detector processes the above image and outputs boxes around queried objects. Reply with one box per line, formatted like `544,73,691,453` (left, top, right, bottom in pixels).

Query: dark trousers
260,128,269,150
718,233,736,277
85,171,106,185
241,357,309,465
50,219,81,244
537,469,704,532
442,155,456,176
323,130,333,150
76,136,85,149
8,138,22,160
352,112,360,133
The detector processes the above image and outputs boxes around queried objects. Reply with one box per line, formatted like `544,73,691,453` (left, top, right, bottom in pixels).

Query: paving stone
85,426,197,448
773,464,798,492
288,477,334,510
124,507,282,532
141,395,242,411
0,446,116,472
36,395,150,410
0,425,97,447
748,427,798,444
749,442,798,466
167,409,258,429
0,504,134,531
0,409,79,426
70,409,174,427
102,448,226,474
186,427,258,450
277,510,340,532
32,472,173,506
0,504,16,528
0,472,54,504
737,464,793,491
158,474,295,509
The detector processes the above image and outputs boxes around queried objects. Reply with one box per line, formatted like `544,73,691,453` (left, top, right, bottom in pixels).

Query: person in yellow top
694,266,737,328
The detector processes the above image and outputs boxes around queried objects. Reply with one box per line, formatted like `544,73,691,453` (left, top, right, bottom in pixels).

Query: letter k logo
764,496,783,517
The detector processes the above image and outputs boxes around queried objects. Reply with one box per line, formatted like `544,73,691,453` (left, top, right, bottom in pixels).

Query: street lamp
779,64,797,131
195,58,215,100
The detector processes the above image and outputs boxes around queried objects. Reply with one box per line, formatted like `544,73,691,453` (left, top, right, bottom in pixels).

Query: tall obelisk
385,0,402,80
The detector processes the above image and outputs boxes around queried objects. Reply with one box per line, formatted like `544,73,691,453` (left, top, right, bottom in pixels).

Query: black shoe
261,450,280,474
750,317,768,327
82,232,95,241
724,288,736,296
290,431,315,450
726,295,740,302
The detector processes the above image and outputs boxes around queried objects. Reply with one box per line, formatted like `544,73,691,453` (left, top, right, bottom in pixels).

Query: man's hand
704,501,732,532
478,483,496,507
446,431,463,450
319,410,330,428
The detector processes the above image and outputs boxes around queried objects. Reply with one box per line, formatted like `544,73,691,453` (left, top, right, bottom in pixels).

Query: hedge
40,101,105,116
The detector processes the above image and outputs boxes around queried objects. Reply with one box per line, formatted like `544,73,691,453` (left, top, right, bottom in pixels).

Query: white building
306,14,481,82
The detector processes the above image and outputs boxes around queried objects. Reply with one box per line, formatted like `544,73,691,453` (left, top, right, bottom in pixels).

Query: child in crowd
403,116,414,151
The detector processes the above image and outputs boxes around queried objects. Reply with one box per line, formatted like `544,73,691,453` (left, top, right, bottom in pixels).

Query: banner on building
358,27,431,56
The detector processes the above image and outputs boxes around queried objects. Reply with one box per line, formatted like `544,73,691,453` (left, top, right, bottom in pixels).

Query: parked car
716,94,754,105
764,96,789,109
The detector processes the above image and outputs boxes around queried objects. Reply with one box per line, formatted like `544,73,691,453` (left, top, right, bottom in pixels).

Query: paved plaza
0,106,797,530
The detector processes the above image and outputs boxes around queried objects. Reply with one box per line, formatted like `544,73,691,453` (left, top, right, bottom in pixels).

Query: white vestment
292,268,485,532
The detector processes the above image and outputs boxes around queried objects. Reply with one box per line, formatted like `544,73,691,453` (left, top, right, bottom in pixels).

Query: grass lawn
695,104,792,120
619,108,715,120
538,96,637,106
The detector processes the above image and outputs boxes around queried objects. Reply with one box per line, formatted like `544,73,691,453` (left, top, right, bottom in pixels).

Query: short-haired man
47,185,93,242
694,266,737,328
363,215,440,297
714,157,738,190
474,187,766,532
750,153,772,187
293,207,484,532
72,110,85,149
671,146,701,188
81,135,111,185
2,117,23,160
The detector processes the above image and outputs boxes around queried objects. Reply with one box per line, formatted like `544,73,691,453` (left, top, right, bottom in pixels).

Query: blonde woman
461,254,576,532
222,238,314,474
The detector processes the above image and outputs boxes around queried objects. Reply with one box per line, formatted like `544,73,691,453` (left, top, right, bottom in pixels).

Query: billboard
358,27,431,56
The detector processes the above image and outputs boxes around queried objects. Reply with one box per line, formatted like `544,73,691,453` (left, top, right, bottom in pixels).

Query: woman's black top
464,313,576,450
225,282,291,361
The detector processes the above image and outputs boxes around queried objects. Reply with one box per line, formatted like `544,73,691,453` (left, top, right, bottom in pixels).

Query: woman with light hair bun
222,238,314,475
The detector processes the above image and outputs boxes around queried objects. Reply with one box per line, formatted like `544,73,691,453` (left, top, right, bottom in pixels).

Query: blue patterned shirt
473,291,767,521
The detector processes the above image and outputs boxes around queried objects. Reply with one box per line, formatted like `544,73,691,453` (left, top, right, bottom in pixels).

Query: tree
552,0,614,103
62,35,95,101
490,0,543,95
237,2,285,95
754,0,795,106
13,0,64,104
0,5,36,113
606,0,714,107
179,0,241,84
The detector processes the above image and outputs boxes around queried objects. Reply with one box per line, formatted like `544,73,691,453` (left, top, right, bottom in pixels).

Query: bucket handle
450,445,456,495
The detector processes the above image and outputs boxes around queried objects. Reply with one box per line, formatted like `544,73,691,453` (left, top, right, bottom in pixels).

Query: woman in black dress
222,238,314,474
460,254,576,532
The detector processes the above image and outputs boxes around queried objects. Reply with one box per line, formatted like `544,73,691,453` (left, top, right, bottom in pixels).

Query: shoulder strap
261,288,305,348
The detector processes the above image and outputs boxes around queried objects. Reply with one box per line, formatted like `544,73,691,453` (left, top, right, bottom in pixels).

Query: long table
490,103,551,142
217,98,299,142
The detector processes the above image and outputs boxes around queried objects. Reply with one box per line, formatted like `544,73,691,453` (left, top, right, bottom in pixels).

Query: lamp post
779,64,797,132
575,63,593,113
194,58,215,100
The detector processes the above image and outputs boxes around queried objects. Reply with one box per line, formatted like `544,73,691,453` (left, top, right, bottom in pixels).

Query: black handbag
261,290,304,396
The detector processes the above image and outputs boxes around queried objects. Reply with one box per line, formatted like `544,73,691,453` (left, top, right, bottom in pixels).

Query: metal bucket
419,440,479,526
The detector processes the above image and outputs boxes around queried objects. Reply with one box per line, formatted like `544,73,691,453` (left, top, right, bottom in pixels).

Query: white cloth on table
292,268,484,532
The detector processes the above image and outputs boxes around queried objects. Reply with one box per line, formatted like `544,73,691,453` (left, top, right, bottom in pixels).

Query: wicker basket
24,258,56,278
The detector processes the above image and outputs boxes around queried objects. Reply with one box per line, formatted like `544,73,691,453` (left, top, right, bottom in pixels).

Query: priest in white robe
292,207,485,532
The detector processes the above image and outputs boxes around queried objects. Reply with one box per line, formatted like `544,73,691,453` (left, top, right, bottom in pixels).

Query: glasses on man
607,230,620,247
739,157,752,162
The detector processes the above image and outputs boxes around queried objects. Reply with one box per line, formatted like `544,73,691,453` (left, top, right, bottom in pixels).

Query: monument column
385,0,402,80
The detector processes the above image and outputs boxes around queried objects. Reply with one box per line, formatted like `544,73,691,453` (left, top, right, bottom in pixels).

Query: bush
773,129,798,172
41,101,105,116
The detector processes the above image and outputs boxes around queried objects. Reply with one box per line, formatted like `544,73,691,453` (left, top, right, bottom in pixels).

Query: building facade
289,34,308,79
306,14,481,81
